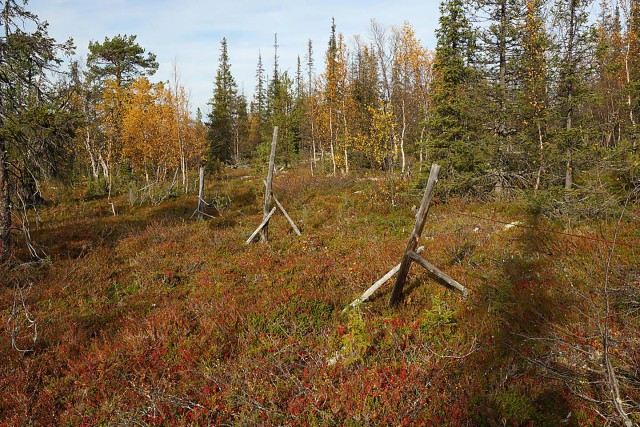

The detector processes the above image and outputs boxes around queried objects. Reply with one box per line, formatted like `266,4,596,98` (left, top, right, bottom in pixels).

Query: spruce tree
1,0,78,261
516,0,551,190
626,0,640,152
428,0,485,196
474,0,525,193
207,38,239,165
550,0,593,189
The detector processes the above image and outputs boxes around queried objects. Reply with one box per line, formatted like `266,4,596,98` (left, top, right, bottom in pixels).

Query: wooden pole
273,194,302,236
261,127,278,242
407,250,468,297
263,180,302,236
389,163,441,306
197,165,205,219
246,207,277,245
345,246,424,312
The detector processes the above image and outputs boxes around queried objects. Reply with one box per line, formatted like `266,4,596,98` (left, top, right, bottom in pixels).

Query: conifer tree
428,0,484,195
207,38,240,165
625,0,640,151
516,0,551,190
85,34,158,192
248,52,266,153
350,40,380,167
1,0,77,260
594,0,625,149
87,34,158,89
551,0,593,189
474,0,525,193
322,18,342,175
305,39,320,173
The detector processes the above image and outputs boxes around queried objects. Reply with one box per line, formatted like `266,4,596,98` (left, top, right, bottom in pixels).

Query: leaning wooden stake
388,163,467,306
263,180,302,236
407,250,468,297
344,246,425,312
197,165,205,219
246,126,302,245
261,127,278,242
246,207,277,245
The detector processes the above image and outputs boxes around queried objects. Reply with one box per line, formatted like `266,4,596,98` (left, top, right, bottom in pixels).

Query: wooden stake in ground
388,163,467,306
344,246,425,312
191,165,215,220
245,126,302,245
261,127,278,242
197,165,205,219
343,163,466,312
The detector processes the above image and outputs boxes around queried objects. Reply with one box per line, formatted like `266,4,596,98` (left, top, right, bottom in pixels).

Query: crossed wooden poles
346,163,467,310
246,127,301,245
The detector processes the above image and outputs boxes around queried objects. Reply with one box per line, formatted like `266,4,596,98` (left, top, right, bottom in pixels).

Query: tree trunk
82,115,100,178
197,166,205,219
310,108,317,176
564,153,573,190
329,111,337,176
344,145,349,175
99,152,109,179
625,27,638,150
400,99,407,177
564,1,576,190
495,0,508,195
534,122,544,191
0,135,11,262
341,102,350,176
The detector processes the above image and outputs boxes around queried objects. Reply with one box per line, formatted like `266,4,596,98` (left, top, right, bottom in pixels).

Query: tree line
211,0,639,195
2,0,640,261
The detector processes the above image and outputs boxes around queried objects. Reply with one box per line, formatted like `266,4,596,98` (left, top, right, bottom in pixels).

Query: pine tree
87,34,158,89
85,34,158,192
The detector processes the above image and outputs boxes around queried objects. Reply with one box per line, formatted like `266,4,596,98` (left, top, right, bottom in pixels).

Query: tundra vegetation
1,0,639,425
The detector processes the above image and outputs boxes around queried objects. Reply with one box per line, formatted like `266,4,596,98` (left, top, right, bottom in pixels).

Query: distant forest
2,0,640,259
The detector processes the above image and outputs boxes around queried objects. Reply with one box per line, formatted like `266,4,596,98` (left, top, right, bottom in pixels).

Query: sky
28,1,441,115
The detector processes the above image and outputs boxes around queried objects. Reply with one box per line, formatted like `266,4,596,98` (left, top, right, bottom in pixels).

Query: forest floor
1,166,639,426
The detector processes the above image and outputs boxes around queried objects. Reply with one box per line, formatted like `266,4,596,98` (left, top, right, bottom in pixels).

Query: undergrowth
1,166,638,426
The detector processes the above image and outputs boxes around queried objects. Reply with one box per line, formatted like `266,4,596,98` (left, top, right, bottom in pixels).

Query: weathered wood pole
389,163,441,306
344,246,425,312
261,127,278,242
263,179,302,237
407,250,468,297
197,165,205,219
246,206,277,245
273,193,301,236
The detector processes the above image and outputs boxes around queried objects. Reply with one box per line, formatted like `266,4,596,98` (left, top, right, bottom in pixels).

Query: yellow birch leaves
97,77,205,179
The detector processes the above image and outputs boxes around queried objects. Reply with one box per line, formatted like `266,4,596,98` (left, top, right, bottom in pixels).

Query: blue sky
29,1,441,115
